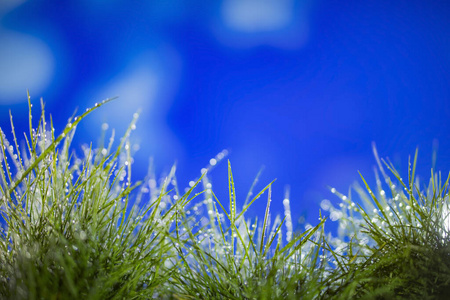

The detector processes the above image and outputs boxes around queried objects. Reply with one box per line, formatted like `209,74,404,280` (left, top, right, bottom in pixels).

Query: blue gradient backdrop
1,0,449,232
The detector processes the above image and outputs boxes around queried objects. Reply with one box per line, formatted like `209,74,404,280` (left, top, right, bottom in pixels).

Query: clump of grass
1,96,449,299
0,96,329,299
0,95,182,299
321,144,450,299
166,163,331,300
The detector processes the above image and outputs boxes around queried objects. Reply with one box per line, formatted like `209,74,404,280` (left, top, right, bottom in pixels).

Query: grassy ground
1,96,450,299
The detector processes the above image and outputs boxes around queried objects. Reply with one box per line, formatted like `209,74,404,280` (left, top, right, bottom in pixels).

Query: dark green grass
1,96,449,299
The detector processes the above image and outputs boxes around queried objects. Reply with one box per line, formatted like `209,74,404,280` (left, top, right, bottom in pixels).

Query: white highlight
0,30,55,103
320,199,331,211
221,0,294,33
101,123,109,130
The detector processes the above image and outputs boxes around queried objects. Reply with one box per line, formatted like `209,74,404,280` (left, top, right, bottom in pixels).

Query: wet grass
1,96,449,299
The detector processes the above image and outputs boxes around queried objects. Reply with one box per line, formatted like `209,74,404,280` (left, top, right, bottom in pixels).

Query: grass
1,95,450,299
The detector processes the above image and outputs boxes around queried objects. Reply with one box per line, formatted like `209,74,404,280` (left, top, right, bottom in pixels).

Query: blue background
1,0,449,232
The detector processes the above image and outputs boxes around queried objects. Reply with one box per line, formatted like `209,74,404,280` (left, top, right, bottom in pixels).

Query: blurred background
1,0,449,232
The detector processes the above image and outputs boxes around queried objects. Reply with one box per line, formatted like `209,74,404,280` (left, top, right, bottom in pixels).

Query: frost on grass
1,96,450,299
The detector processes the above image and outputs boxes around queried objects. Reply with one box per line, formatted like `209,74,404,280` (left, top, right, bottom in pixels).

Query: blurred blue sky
1,0,449,230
